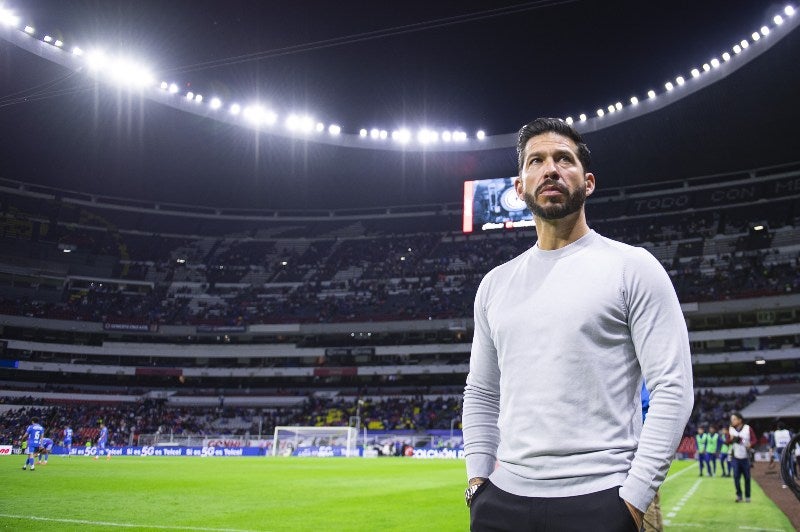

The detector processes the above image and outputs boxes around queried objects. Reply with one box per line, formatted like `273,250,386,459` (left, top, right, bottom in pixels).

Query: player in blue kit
63,426,73,457
94,422,110,460
37,437,54,465
21,416,44,471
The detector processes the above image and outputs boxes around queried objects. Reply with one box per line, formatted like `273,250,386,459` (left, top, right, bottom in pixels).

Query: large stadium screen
462,177,536,233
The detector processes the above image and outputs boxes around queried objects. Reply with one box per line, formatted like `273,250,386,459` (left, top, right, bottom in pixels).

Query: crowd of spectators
1,244,797,326
3,387,764,452
0,395,463,446
1,182,799,327
684,388,760,438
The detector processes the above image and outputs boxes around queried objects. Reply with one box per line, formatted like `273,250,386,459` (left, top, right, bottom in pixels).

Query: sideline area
753,463,800,530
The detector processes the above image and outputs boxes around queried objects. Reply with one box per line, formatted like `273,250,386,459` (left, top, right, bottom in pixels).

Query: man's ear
514,176,524,199
584,173,596,196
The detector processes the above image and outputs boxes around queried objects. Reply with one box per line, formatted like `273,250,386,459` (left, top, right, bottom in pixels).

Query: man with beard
463,118,693,531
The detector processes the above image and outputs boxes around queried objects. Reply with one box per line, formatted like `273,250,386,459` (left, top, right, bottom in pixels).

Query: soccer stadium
1,1,799,530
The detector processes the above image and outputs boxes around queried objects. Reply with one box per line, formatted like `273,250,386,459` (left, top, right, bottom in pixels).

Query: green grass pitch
0,456,794,531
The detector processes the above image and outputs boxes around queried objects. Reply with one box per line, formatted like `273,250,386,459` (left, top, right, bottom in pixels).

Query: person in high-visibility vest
695,426,712,476
707,426,720,476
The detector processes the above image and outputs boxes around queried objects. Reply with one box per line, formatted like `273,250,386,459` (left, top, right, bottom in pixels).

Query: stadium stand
1,162,800,447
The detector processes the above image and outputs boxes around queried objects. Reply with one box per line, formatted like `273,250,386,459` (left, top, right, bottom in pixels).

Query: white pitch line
0,514,264,532
661,463,695,485
661,478,702,526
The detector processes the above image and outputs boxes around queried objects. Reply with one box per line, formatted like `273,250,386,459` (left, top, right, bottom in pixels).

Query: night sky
0,1,797,210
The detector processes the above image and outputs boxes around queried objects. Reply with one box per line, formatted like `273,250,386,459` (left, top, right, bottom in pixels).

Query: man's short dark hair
31,417,39,423
731,411,744,421
516,117,591,174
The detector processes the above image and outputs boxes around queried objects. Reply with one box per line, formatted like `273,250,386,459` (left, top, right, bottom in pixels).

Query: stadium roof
0,0,798,210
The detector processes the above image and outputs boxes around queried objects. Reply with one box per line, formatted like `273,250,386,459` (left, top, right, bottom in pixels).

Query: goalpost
272,426,359,457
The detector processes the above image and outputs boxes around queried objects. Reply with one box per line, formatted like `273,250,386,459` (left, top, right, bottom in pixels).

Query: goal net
272,426,359,457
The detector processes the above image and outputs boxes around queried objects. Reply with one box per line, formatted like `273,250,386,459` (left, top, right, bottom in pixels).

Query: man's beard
523,181,587,220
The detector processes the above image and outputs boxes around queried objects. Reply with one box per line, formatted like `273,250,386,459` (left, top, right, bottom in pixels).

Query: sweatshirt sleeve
462,273,501,481
619,249,694,512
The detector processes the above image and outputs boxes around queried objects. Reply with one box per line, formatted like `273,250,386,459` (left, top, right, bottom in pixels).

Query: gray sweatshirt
463,230,693,512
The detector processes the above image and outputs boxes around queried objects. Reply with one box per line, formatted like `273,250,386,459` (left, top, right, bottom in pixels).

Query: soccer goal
272,426,359,457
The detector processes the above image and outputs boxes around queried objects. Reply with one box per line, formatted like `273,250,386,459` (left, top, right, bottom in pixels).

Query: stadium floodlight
314,122,324,133
71,46,84,56
415,129,438,143
760,26,770,36
691,68,700,78
786,5,796,16
647,90,656,99
607,104,615,113
54,40,63,48
392,128,411,144
194,94,203,103
751,31,760,41
722,52,731,62
565,117,573,125
442,130,452,142
284,112,308,130
664,81,674,91
169,83,179,94
614,102,622,111
229,103,241,115
160,81,168,90
774,14,784,25
328,124,341,135
379,129,388,139
710,58,720,68
209,97,222,110
24,25,34,34
109,59,154,88
186,91,194,100
359,128,367,137
596,109,604,117
0,8,20,26
264,110,278,125
392,128,411,143
476,130,486,140
86,51,107,71
733,44,742,54
243,105,267,124
630,96,638,105
43,35,53,43
740,39,749,49
369,128,380,139
702,63,711,72
454,131,468,141
579,113,587,121
285,114,299,130
675,76,685,86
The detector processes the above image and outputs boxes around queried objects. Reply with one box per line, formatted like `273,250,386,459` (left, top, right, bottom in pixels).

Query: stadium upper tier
0,162,799,328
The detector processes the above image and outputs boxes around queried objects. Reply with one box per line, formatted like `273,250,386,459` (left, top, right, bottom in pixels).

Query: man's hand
624,500,644,531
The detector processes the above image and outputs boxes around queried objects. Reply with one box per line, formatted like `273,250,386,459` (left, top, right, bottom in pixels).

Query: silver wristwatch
465,482,483,507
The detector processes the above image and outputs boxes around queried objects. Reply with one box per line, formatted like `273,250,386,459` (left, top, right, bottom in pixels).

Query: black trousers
470,481,639,532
